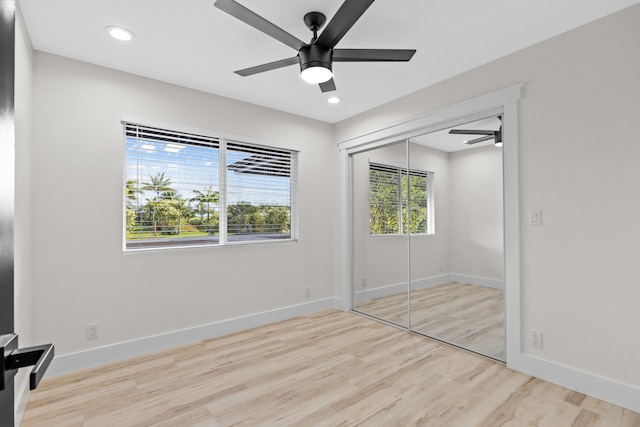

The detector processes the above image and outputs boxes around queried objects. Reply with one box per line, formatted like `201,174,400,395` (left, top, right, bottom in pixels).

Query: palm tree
161,190,192,235
142,173,174,235
143,172,173,198
190,186,219,223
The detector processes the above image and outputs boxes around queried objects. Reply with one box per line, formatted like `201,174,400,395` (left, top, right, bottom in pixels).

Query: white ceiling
18,0,639,124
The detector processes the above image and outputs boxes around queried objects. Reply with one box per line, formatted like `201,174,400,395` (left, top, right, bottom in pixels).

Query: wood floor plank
22,310,639,427
356,281,505,359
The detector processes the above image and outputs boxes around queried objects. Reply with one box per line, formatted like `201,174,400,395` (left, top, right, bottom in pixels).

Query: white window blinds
225,141,297,243
124,122,297,250
369,162,434,235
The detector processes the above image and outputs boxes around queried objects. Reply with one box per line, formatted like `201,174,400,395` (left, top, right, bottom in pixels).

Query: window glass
369,163,434,236
124,123,297,250
226,141,294,242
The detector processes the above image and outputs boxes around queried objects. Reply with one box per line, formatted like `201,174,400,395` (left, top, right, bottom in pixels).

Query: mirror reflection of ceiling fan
449,116,503,147
214,0,416,93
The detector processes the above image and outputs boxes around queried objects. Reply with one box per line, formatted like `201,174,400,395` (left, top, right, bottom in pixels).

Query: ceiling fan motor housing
299,44,333,74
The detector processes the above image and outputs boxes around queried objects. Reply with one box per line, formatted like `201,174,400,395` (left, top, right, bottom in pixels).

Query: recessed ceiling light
105,26,136,42
328,97,341,104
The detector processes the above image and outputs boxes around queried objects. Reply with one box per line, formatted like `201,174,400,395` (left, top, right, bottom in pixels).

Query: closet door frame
339,84,522,365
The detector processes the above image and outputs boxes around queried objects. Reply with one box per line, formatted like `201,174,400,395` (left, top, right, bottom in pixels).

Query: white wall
29,53,340,357
407,143,451,285
14,3,34,416
336,4,640,390
449,145,503,281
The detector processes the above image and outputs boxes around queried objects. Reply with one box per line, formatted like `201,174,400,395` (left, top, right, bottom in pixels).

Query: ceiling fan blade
464,135,495,145
333,49,416,62
214,0,306,51
234,57,299,77
315,0,375,48
449,129,494,135
319,78,337,93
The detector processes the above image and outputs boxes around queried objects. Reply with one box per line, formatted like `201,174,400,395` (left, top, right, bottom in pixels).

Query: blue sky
126,138,291,207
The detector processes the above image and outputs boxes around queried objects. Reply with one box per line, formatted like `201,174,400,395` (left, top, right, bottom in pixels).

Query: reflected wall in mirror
409,119,504,360
352,140,409,328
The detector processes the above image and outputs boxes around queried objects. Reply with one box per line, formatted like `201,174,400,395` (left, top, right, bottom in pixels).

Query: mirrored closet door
352,140,409,328
351,116,506,361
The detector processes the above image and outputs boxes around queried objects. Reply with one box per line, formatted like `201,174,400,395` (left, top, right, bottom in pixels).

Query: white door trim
338,84,522,365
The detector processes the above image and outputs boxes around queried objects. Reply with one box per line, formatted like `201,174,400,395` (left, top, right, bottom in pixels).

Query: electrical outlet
87,323,99,340
304,287,310,298
530,330,543,348
362,276,367,288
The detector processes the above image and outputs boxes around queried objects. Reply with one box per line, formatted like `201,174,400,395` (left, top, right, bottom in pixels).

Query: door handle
1,333,55,390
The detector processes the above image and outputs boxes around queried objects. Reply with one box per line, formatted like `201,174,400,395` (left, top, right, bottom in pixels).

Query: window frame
123,120,299,251
368,162,435,237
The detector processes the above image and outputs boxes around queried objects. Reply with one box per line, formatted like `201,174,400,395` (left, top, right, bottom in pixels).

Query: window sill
124,235,297,253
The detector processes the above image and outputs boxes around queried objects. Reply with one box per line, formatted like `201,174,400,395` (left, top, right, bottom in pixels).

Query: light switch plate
529,210,542,226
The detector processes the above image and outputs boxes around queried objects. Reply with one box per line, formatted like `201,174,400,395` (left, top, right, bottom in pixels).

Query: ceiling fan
213,0,416,93
449,116,503,147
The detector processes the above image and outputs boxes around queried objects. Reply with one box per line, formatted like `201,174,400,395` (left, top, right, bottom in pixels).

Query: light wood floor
356,282,504,360
23,310,639,426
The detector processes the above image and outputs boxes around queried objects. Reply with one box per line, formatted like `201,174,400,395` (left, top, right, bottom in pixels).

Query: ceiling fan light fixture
301,66,333,84
299,45,333,84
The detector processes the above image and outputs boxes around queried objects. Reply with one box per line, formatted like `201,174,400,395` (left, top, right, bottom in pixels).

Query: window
124,122,297,250
369,163,434,235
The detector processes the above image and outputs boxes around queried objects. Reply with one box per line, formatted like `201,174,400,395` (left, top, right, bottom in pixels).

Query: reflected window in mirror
369,162,435,236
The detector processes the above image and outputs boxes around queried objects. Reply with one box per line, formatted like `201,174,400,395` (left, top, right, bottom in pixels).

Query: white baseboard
412,274,454,291
45,297,340,379
353,274,451,304
450,273,504,290
353,273,504,304
509,353,640,413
